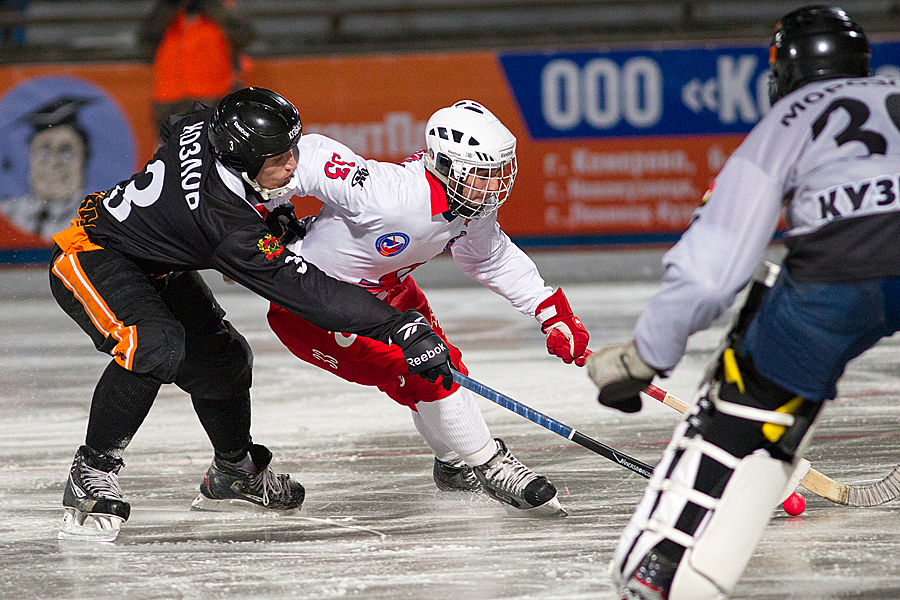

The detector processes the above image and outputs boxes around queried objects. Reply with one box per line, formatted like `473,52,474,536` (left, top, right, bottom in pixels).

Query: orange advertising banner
255,54,743,244
0,45,811,262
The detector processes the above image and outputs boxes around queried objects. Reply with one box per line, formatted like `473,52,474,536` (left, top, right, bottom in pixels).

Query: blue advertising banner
500,41,900,139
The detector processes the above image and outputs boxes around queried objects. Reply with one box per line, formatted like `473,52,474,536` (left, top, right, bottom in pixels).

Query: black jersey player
50,87,451,540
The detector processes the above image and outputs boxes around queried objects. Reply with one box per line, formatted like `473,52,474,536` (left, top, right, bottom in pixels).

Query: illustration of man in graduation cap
0,95,95,240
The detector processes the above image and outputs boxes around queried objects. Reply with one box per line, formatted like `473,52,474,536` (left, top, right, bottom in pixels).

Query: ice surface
1,257,899,600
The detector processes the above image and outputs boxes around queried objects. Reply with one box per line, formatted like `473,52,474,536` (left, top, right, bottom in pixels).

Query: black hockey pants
50,245,253,456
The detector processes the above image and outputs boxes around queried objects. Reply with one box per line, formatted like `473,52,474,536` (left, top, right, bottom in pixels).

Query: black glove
265,205,314,244
585,340,656,413
390,310,453,391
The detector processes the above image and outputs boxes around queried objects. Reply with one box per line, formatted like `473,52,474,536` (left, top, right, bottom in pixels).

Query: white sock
410,409,457,462
414,388,493,464
461,439,498,467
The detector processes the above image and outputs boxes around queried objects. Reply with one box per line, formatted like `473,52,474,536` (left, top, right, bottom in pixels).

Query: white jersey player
267,100,591,517
587,6,900,599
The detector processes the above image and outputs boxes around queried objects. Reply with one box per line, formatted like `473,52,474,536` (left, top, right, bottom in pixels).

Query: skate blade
505,496,568,518
190,494,300,514
57,507,123,542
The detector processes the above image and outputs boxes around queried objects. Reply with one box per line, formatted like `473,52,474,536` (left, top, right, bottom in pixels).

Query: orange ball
783,491,806,516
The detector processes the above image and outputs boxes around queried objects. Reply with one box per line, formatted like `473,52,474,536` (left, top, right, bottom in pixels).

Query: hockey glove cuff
265,205,314,245
390,310,454,391
536,288,590,366
586,340,656,413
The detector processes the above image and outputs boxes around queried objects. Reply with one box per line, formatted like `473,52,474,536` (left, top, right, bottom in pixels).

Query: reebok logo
406,342,447,367
397,317,427,341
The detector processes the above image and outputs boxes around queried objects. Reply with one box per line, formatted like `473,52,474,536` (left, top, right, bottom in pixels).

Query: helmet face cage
768,6,870,105
444,154,517,220
425,100,517,220
208,87,302,180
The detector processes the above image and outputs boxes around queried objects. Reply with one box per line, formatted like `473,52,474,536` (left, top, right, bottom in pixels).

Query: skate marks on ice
2,274,900,599
3,439,622,600
6,411,899,600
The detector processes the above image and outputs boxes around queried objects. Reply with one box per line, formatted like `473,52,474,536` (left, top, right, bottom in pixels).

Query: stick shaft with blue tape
451,370,655,479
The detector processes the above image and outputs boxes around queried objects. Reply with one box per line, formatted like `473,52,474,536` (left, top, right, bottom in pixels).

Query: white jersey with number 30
286,133,552,316
636,76,900,371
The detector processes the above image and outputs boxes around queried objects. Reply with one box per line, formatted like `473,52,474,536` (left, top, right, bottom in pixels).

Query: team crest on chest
376,232,410,257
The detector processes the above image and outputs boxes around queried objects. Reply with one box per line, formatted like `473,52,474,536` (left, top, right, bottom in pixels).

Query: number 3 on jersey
104,159,165,222
324,152,356,180
812,93,900,156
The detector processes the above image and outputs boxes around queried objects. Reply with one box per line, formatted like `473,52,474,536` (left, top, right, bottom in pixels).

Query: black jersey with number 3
72,107,400,342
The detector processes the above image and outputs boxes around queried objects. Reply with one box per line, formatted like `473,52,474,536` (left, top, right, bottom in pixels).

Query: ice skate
58,445,130,542
473,439,566,517
433,457,482,492
191,443,304,512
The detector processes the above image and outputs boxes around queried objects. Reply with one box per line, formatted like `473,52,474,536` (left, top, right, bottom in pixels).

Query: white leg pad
613,420,707,581
668,452,792,600
667,560,723,600
777,458,811,505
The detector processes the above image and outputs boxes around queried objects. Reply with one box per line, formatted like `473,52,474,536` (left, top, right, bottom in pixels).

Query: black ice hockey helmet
768,6,870,105
208,87,302,179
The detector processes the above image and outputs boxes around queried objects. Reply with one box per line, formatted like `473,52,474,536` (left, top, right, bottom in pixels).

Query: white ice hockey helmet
424,100,517,219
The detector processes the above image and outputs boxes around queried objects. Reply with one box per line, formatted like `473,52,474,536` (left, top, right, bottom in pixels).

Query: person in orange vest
139,0,255,138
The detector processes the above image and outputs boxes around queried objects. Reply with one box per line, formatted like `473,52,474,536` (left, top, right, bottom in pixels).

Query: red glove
536,288,590,366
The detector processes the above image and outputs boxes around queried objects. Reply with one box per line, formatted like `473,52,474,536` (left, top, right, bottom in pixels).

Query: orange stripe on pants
51,251,138,371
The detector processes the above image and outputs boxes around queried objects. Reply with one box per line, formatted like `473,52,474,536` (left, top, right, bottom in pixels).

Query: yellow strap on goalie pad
762,396,804,442
722,348,745,394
